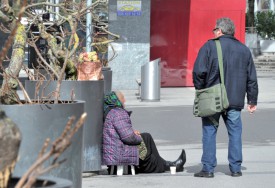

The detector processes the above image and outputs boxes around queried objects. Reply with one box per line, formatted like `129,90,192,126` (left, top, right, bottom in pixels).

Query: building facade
109,0,246,89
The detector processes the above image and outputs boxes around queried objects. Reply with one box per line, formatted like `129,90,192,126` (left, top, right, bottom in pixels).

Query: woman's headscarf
103,91,124,120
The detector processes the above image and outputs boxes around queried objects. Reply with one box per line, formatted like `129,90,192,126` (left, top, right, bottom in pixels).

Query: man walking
192,17,258,178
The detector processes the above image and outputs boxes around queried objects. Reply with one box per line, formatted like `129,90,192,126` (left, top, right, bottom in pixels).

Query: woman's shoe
174,161,183,172
180,149,186,165
174,149,186,172
165,149,186,172
164,160,174,171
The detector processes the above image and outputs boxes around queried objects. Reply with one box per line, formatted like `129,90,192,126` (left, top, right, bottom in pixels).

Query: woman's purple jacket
102,108,142,165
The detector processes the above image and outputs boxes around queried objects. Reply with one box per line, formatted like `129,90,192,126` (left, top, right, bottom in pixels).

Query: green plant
255,10,275,39
0,0,119,104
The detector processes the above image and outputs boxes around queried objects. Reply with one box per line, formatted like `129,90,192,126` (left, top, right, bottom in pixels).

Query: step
255,68,275,72
255,65,275,68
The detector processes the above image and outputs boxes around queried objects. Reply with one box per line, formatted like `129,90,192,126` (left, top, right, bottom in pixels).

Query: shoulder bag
193,40,229,117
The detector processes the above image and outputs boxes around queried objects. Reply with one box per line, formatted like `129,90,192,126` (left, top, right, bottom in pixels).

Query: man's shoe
194,171,214,178
231,171,242,177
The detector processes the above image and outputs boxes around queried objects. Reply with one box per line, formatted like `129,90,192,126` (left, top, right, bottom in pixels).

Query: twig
15,113,87,188
28,40,60,79
22,65,35,81
14,77,32,104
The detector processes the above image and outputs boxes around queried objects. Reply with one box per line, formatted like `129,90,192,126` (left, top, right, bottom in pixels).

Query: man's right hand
247,104,257,114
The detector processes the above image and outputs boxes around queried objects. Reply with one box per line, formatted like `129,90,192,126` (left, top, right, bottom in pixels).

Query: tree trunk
247,0,255,30
0,23,27,104
0,110,21,188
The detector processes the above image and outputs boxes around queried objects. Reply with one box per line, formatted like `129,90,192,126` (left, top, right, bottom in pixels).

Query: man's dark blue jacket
192,35,258,110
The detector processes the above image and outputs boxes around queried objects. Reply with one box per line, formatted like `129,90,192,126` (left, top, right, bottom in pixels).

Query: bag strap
215,40,225,85
207,40,225,129
208,116,219,129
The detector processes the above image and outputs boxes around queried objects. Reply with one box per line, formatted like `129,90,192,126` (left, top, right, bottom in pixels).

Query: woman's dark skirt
136,133,166,173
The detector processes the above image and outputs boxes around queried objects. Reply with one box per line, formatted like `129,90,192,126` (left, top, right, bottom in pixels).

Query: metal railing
245,27,257,34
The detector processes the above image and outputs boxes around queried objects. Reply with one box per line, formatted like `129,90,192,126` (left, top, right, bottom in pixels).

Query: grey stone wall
108,0,150,90
245,33,260,58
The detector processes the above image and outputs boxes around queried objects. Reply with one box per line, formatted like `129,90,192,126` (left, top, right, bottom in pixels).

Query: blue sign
117,1,142,16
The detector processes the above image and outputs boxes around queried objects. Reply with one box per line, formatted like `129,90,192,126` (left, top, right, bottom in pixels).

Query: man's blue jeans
201,109,242,173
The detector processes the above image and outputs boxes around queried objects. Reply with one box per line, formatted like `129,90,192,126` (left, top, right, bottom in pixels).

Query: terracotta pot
77,61,103,80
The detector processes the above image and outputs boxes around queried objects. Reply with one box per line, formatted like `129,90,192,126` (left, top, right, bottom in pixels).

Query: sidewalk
122,73,275,109
83,143,275,188
82,74,275,188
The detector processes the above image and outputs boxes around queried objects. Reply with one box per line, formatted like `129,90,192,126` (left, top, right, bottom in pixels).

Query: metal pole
55,0,59,20
86,0,92,52
50,0,54,21
271,0,274,11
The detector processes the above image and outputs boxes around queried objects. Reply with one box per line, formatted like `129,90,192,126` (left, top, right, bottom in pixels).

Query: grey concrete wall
245,33,260,58
108,0,151,89
260,40,275,53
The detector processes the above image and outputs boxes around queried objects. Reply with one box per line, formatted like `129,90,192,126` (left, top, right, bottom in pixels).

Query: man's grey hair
216,17,235,36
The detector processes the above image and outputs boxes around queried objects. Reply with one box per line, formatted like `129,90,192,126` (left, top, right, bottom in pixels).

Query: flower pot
1,101,85,188
25,80,104,172
9,176,72,188
77,61,103,80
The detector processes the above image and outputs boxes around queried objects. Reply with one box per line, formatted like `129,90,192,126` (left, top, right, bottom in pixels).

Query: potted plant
255,10,275,53
0,0,118,187
11,176,73,188
15,0,119,173
0,110,87,188
0,0,85,186
1,100,85,188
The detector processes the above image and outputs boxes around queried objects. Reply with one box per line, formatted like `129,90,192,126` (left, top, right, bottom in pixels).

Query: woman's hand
134,130,141,136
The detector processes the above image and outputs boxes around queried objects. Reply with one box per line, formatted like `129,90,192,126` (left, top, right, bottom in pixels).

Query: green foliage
255,11,275,39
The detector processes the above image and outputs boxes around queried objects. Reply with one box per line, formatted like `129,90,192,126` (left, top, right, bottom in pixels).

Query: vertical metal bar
271,0,274,11
55,0,59,20
50,0,54,21
86,0,92,52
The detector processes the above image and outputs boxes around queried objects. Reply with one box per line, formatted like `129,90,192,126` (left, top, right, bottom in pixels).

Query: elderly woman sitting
102,91,186,174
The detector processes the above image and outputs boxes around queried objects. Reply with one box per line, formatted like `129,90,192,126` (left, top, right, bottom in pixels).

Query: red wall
150,0,246,87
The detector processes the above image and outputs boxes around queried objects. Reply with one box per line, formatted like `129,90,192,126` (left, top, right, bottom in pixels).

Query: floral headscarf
103,91,124,120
